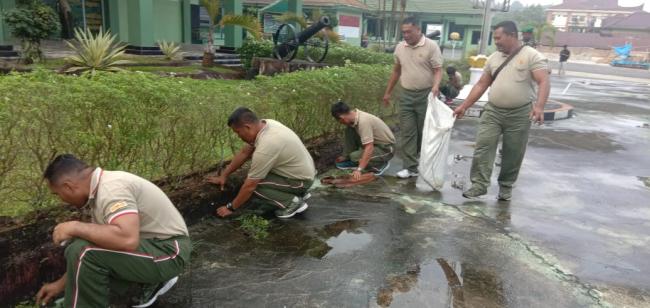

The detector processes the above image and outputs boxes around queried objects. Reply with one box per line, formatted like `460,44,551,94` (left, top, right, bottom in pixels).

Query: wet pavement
163,76,650,307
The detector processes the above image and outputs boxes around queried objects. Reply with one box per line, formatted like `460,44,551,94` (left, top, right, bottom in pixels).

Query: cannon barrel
297,16,331,44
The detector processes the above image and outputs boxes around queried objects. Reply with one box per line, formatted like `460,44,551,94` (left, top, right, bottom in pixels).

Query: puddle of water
374,259,507,308
528,130,624,152
323,230,373,258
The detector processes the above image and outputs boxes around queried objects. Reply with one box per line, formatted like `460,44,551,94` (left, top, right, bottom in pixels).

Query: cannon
273,16,331,63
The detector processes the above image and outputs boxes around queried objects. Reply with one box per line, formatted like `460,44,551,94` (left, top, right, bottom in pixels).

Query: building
546,0,644,33
1,0,493,57
0,0,266,55
363,0,497,56
245,0,367,47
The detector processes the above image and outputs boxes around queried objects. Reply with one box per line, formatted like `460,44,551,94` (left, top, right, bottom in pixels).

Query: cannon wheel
304,30,329,63
273,23,299,62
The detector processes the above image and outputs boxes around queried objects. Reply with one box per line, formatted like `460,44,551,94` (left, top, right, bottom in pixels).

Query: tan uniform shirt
248,119,317,181
87,168,189,239
354,109,396,146
484,46,548,108
394,35,443,90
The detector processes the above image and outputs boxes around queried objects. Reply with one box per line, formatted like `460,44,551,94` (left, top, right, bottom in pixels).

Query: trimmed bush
237,40,393,69
0,64,392,216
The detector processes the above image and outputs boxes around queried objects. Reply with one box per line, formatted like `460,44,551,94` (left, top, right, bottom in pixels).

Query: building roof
245,0,368,10
364,0,482,15
548,0,644,12
601,11,650,30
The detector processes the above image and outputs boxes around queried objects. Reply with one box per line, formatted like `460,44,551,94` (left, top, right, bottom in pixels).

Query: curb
454,100,574,121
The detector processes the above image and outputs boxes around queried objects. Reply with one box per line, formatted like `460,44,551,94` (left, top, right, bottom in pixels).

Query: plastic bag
416,94,455,191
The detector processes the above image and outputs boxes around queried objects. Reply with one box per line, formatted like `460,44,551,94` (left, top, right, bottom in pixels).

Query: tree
200,0,262,67
492,4,546,28
3,0,60,64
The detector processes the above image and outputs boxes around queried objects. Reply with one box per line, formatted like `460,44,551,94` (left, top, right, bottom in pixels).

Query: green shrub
3,1,60,64
65,28,130,76
0,64,393,216
237,40,393,69
158,40,183,61
325,44,393,66
237,39,274,69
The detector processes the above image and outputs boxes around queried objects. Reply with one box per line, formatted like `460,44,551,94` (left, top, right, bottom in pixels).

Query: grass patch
236,213,270,240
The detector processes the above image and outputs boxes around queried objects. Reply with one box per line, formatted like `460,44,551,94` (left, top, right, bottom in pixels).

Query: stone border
453,99,574,121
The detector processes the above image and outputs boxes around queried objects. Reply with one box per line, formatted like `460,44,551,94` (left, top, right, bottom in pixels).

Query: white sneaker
396,169,418,179
132,276,178,308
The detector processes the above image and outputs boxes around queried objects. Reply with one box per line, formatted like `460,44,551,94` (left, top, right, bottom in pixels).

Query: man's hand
382,93,392,107
216,206,233,218
530,104,544,125
52,221,78,246
453,105,467,119
36,277,65,306
352,169,363,181
431,86,440,99
206,175,227,191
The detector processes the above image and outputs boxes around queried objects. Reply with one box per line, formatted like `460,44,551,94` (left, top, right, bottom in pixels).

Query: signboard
338,15,360,40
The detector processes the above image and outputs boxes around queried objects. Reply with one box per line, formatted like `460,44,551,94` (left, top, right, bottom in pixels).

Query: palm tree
200,0,262,67
534,22,556,47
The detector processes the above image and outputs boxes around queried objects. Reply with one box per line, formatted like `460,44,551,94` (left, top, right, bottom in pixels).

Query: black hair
402,17,418,27
331,101,351,119
43,154,90,184
446,66,456,75
494,20,518,37
227,107,259,127
563,45,568,48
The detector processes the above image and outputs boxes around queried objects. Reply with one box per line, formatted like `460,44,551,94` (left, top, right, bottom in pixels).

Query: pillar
181,0,191,44
0,0,18,57
222,0,242,50
125,0,161,55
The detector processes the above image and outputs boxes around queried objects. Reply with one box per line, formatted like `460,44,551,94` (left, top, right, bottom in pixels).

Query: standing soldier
383,17,443,179
453,21,550,200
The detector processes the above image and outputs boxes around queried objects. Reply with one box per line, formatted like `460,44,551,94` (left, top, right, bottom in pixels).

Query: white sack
416,94,456,191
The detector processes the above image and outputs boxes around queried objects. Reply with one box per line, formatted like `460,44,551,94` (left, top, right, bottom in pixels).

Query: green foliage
3,1,60,64
236,214,270,240
158,40,183,61
65,28,130,76
238,39,274,69
325,44,393,66
0,64,392,216
237,40,393,70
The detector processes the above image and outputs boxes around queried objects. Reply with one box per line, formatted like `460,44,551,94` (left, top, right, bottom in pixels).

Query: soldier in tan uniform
383,16,443,179
331,101,395,179
453,21,550,201
36,154,190,308
208,107,316,219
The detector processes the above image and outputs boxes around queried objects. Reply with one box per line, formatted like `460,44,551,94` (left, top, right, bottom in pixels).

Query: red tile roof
245,0,367,10
602,12,650,30
548,0,643,12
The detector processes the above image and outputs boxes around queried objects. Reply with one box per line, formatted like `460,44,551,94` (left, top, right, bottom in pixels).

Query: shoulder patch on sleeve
109,201,128,213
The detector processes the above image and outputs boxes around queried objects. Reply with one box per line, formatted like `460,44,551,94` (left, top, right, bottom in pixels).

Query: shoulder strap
491,45,525,84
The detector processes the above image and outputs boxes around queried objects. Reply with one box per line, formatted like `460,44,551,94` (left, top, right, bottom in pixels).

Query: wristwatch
356,167,363,172
226,202,235,211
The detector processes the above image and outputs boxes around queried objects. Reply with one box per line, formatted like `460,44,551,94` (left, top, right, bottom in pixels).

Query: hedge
238,40,394,69
0,64,393,216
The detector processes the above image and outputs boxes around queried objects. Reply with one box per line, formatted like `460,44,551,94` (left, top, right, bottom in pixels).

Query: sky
514,0,649,11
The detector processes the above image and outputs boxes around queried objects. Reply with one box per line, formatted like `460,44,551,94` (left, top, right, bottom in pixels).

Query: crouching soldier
331,101,395,179
36,154,191,308
208,107,316,219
